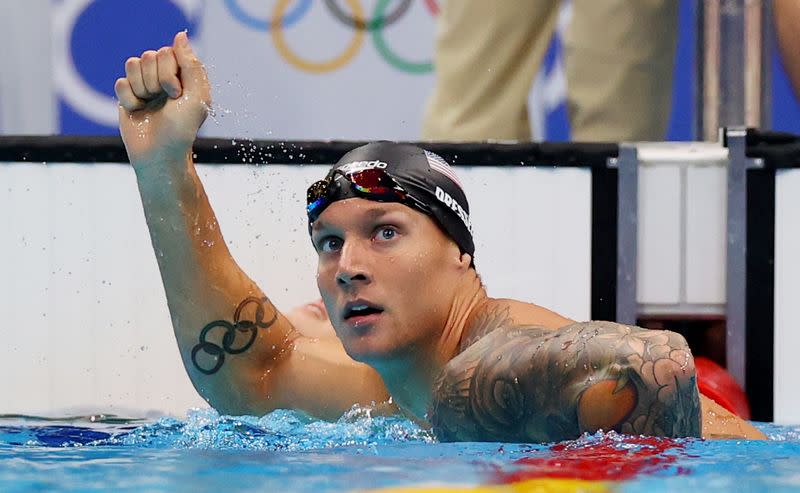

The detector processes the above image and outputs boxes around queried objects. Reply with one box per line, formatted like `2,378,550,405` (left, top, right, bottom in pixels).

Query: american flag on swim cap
424,150,463,189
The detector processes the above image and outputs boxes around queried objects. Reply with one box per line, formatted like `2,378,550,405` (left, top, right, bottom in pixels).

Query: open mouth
343,301,384,326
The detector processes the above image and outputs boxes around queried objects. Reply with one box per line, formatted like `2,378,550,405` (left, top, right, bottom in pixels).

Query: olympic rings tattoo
190,296,279,375
224,0,439,74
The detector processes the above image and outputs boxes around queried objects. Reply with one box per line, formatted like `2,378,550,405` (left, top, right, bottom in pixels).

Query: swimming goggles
306,168,430,222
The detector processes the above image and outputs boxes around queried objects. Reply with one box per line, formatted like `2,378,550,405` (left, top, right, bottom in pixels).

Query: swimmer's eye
317,236,343,253
373,226,398,242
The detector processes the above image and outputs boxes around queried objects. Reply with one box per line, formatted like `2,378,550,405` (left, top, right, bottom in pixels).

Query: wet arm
135,158,394,420
120,33,390,419
115,32,292,414
134,154,299,415
431,319,701,443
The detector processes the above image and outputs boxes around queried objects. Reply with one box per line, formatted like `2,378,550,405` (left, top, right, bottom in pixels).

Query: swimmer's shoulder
497,298,575,329
460,298,574,351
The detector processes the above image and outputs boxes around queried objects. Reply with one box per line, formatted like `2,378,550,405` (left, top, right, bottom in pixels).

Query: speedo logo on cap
435,186,473,234
337,160,388,174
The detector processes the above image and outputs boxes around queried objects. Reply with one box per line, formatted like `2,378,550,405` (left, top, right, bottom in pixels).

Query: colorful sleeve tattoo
430,311,701,443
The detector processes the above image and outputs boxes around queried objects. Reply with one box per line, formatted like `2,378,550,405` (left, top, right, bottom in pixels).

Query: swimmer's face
284,299,335,339
311,199,468,364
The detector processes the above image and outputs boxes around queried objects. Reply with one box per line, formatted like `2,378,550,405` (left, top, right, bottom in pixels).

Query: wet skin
116,32,764,441
284,299,764,440
310,198,700,440
311,199,468,367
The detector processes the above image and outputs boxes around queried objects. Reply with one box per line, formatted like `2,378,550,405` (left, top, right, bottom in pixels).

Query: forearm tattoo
430,315,701,443
190,296,278,375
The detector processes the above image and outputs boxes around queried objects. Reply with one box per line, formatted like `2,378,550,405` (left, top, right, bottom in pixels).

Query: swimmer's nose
335,241,370,288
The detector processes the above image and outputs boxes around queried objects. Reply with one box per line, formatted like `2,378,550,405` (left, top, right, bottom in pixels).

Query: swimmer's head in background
306,142,475,261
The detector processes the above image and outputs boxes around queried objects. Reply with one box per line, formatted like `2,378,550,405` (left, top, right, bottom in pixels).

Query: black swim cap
306,142,475,259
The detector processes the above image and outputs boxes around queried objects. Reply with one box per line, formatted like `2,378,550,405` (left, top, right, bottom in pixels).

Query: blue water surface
1,408,799,492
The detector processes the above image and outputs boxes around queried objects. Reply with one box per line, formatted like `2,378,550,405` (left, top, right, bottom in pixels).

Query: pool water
1,408,799,492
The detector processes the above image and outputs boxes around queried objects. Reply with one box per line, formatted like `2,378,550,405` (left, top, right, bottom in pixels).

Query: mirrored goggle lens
348,169,408,200
306,169,413,220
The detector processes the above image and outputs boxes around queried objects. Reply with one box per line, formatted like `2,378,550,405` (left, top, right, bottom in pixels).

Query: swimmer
283,297,759,439
115,32,764,441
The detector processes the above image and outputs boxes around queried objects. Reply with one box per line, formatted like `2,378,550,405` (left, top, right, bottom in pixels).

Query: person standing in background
422,0,678,142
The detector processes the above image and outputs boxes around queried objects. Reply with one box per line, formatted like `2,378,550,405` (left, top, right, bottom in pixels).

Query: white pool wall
0,163,591,417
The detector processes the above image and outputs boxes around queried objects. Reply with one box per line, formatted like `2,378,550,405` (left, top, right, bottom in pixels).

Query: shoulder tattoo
432,315,701,443
460,304,516,351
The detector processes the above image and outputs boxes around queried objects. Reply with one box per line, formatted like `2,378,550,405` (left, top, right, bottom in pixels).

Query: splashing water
1,412,799,492
1,407,433,451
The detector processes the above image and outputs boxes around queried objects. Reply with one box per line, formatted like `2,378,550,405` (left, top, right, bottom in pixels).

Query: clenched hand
114,31,211,167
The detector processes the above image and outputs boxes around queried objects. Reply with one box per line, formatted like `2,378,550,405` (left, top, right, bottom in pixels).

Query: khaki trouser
421,0,679,142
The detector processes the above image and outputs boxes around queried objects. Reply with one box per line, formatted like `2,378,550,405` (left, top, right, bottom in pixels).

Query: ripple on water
0,407,434,451
2,414,800,492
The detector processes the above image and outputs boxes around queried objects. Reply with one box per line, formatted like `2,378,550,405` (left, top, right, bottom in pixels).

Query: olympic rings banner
9,0,800,139
42,0,590,140
51,0,455,141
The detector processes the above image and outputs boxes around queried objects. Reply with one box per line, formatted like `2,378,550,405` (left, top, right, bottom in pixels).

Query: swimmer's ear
445,241,468,271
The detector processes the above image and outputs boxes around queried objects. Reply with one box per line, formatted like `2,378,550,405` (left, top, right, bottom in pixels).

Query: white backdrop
0,162,591,416
3,151,799,422
775,169,800,424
